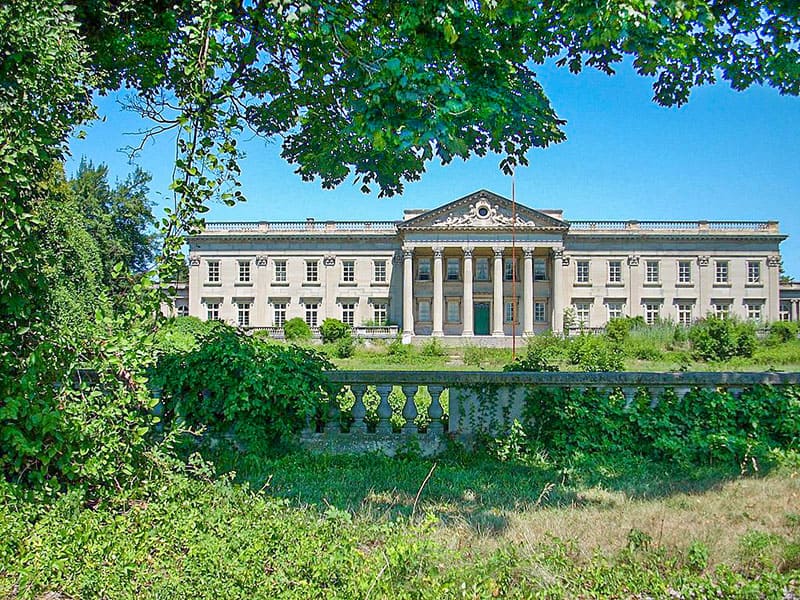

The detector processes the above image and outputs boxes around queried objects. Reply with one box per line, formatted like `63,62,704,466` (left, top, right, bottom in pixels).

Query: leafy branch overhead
74,0,799,201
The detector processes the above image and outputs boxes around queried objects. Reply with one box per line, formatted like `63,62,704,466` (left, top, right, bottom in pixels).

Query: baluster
649,386,664,408
324,386,344,433
727,386,743,400
674,386,691,401
622,386,637,408
350,384,367,433
375,384,393,434
427,385,445,435
401,385,419,434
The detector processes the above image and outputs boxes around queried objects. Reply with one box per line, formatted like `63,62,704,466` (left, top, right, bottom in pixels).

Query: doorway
474,302,490,335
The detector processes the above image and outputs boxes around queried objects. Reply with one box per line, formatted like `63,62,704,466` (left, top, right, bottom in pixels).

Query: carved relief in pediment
432,198,537,228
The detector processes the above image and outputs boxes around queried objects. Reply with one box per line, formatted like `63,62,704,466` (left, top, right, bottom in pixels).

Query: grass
3,446,799,599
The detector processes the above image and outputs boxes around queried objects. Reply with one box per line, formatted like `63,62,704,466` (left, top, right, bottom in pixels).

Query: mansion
181,190,796,341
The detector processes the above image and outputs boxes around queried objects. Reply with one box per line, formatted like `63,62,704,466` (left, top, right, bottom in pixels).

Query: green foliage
283,317,312,342
605,317,634,345
320,318,350,344
689,316,757,362
767,320,798,344
504,350,560,372
388,334,414,361
462,345,513,369
420,338,446,357
154,323,334,443
567,334,625,371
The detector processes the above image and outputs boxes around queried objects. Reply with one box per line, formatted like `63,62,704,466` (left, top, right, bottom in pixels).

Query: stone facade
185,189,790,340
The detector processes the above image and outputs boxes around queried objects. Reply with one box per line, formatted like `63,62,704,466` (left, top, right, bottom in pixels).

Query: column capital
323,254,336,267
522,246,534,259
189,254,201,267
255,254,268,267
627,254,640,267
462,246,474,259
432,246,444,259
492,246,504,257
402,246,414,260
697,255,710,267
767,255,781,268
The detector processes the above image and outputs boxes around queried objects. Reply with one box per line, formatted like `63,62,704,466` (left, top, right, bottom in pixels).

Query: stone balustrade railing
246,325,398,339
301,370,800,456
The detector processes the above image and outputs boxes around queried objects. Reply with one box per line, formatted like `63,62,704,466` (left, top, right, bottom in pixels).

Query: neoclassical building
185,190,791,341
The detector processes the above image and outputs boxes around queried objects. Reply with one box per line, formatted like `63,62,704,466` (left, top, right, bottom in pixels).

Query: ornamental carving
432,246,444,259
432,199,538,228
402,247,414,260
767,255,781,267
522,247,534,259
492,246,505,257
462,247,473,259
627,255,640,267
697,255,710,267
323,255,336,267
189,255,201,267
255,255,268,267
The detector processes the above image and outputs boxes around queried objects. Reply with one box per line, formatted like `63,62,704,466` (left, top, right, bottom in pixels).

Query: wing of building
181,189,794,341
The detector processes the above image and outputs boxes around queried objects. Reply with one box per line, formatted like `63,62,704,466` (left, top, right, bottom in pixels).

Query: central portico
397,190,569,340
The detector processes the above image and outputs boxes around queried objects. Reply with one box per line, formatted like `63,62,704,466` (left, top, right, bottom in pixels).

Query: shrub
320,318,350,344
284,317,312,342
567,334,624,371
525,331,569,363
387,334,413,361
689,316,757,361
420,338,446,357
605,317,633,345
504,350,559,372
768,321,798,344
333,335,356,358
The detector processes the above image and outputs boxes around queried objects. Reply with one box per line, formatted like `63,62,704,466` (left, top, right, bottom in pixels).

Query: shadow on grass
186,438,748,537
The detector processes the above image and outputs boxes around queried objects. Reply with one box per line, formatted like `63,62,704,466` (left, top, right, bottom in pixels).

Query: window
176,304,189,317
306,260,319,283
504,300,517,323
534,301,546,323
747,261,761,284
446,258,460,281
475,257,490,281
534,258,547,281
342,260,355,283
678,260,692,284
644,302,660,325
713,302,731,318
373,302,388,325
608,261,622,284
446,299,460,323
677,303,693,326
274,260,287,282
238,261,251,283
715,261,729,284
418,258,431,281
504,257,518,282
746,302,762,321
576,260,590,284
206,302,220,321
373,260,387,283
418,300,431,322
645,260,660,284
273,303,287,327
607,302,624,320
305,303,319,327
341,303,355,326
207,260,220,283
237,302,251,327
573,302,591,325
780,302,791,322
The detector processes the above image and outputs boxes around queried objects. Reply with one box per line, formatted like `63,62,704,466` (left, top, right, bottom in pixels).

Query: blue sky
67,60,800,278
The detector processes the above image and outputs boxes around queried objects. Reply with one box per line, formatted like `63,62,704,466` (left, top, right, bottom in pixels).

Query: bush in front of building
320,318,351,344
767,320,799,345
284,317,312,342
688,316,757,362
567,333,625,371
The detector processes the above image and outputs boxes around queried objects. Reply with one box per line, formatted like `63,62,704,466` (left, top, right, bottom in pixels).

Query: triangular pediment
398,190,568,231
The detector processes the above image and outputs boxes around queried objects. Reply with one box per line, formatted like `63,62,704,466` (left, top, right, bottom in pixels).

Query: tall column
402,247,414,339
767,255,781,322
492,246,504,336
793,299,799,322
628,255,641,317
552,247,564,333
254,255,269,325
462,247,474,336
188,255,202,317
523,247,534,335
432,246,444,337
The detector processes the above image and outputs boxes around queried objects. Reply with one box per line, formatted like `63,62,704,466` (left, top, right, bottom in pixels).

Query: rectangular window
273,303,287,328
237,302,251,327
238,261,251,283
206,302,220,321
678,260,692,284
713,302,731,318
534,258,547,281
503,257,518,282
446,257,460,281
608,261,622,284
373,302,388,325
747,261,761,284
576,260,590,284
677,303,693,326
573,302,591,325
534,301,546,323
475,257,490,281
418,258,431,281
644,302,660,325
418,300,431,322
746,303,762,321
715,261,729,284
646,260,660,284
446,299,460,323
305,303,318,327
780,303,791,322
207,260,220,283
306,260,319,283
274,260,287,282
177,304,189,317
341,303,355,326
373,260,387,283
607,302,624,320
504,300,517,323
342,260,355,283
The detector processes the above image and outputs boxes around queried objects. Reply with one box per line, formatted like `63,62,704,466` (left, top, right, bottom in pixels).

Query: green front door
474,302,490,335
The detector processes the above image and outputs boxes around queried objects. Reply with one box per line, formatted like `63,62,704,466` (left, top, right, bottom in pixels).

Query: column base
462,331,474,337
432,330,444,337
401,332,414,344
491,331,505,337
